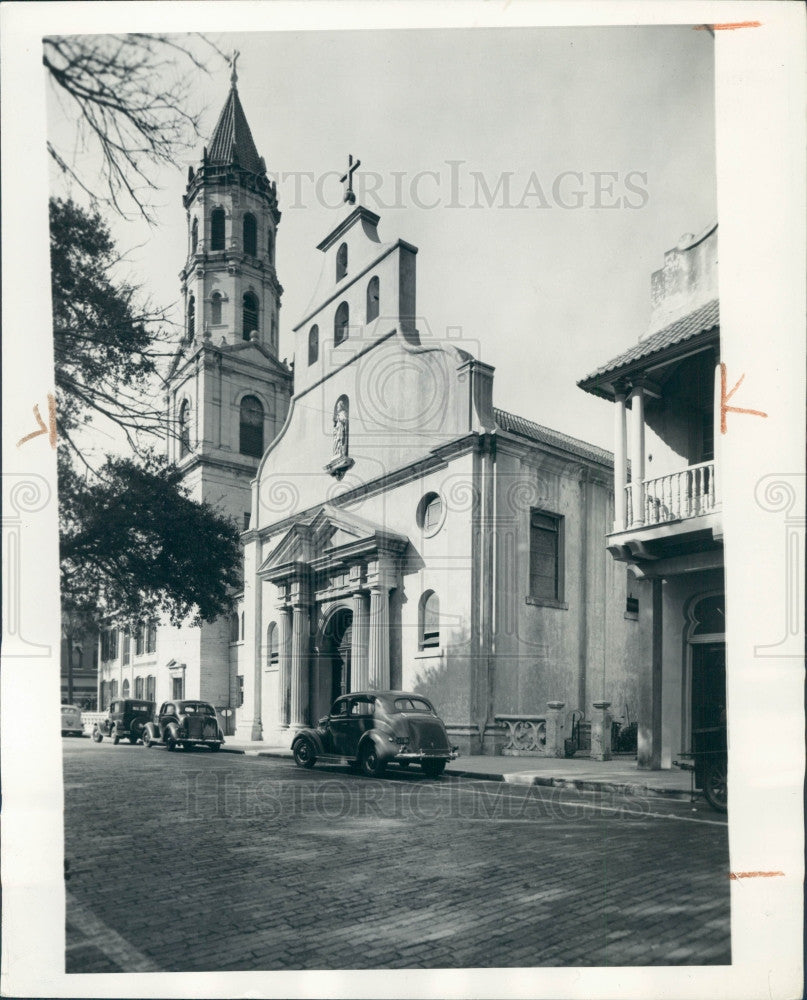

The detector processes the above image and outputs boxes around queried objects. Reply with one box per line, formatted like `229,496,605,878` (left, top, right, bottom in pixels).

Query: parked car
291,691,458,777
142,700,224,752
61,704,84,737
92,699,155,745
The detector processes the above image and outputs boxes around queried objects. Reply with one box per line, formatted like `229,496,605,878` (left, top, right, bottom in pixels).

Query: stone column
351,591,369,691
591,700,613,761
629,384,646,527
613,387,628,531
368,585,390,690
289,602,311,729
650,578,663,770
544,701,566,758
277,605,292,728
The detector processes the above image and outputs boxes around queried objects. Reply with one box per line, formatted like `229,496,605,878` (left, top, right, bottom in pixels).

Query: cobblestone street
64,739,731,971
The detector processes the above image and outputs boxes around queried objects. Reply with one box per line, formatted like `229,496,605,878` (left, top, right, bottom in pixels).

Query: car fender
142,721,159,740
292,727,326,756
358,729,394,762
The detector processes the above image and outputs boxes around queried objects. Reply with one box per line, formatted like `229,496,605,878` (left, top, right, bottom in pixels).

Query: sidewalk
220,738,694,801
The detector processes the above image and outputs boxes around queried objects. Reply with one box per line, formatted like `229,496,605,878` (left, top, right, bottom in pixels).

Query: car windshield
180,703,215,716
393,697,434,714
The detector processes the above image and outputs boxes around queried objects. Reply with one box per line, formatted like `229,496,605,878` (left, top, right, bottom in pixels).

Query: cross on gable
229,50,240,86
340,154,361,204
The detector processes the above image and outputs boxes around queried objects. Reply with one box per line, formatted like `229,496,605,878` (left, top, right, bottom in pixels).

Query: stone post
277,605,292,728
351,591,369,691
544,701,566,758
368,585,390,690
591,700,613,761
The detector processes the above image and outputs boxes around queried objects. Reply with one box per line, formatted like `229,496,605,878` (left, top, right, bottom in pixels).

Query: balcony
624,460,717,530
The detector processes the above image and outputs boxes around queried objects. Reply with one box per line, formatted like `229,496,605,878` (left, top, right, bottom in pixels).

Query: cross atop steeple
229,50,240,88
340,154,361,205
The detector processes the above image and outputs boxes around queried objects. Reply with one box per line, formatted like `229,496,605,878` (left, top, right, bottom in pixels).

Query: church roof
207,84,264,174
494,407,613,468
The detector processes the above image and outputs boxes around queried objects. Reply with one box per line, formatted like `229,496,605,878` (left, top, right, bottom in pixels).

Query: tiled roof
207,85,264,174
579,298,719,392
494,407,613,467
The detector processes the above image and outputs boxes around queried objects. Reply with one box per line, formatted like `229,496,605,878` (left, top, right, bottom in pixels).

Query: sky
47,25,716,452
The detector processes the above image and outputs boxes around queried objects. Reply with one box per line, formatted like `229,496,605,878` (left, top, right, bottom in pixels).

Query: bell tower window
243,292,259,340
178,400,191,458
211,292,222,326
336,243,348,281
267,228,275,264
243,213,257,256
334,302,349,346
191,217,198,254
187,295,195,340
239,395,264,458
366,276,380,322
211,208,225,251
308,325,319,366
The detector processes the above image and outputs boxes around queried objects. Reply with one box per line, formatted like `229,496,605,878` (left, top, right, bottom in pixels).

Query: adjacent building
578,223,724,769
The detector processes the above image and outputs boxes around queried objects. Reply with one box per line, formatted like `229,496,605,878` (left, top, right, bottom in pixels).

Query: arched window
419,591,440,649
243,292,259,340
134,677,144,699
122,679,130,698
308,325,319,366
334,301,349,346
336,242,348,281
267,623,279,667
211,207,225,251
191,217,198,253
178,400,190,458
211,292,222,326
366,275,380,322
239,395,264,458
243,213,257,256
267,228,275,263
187,295,195,340
230,612,240,643
146,675,156,701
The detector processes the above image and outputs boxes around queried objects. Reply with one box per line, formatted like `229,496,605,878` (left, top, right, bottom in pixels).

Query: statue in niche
333,396,349,458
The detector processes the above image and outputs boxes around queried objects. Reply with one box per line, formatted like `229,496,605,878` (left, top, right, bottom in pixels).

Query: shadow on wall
412,625,472,724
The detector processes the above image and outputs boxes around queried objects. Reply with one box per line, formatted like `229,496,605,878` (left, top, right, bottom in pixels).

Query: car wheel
166,736,177,751
360,743,387,778
91,728,103,743
703,756,728,813
421,759,446,778
142,730,152,748
292,738,317,769
210,742,221,752
112,734,120,746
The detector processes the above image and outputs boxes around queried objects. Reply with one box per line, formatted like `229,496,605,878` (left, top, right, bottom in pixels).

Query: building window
243,292,259,340
308,325,319,366
267,623,279,667
172,676,184,700
243,213,257,256
237,675,245,708
240,612,245,640
625,591,639,620
211,207,225,251
146,624,157,654
178,400,191,458
146,675,156,701
692,594,725,636
230,612,240,643
334,302,349,346
122,631,131,664
211,292,222,326
110,680,118,700
122,678,130,699
267,228,275,263
417,492,444,535
336,242,348,281
243,511,251,530
419,591,440,649
701,410,715,463
135,626,144,657
366,276,380,322
271,314,277,349
134,677,144,699
187,295,195,340
529,510,565,603
239,394,264,458
191,217,198,253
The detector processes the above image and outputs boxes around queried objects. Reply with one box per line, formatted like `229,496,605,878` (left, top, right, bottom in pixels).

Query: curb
218,747,694,800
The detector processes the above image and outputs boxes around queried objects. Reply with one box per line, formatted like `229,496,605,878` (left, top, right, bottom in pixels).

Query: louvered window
529,510,564,602
243,213,257,256
211,208,225,250
239,395,264,458
243,292,258,340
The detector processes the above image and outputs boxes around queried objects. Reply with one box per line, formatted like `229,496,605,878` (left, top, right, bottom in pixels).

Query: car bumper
393,747,459,763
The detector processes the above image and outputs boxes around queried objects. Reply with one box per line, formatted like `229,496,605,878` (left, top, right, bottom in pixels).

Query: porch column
351,591,369,691
289,600,311,729
277,605,292,728
629,383,646,527
368,584,391,690
613,385,628,531
651,578,663,769
713,356,722,506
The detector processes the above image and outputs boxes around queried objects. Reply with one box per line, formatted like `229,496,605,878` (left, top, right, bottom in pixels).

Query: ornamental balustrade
624,461,717,530
494,714,547,756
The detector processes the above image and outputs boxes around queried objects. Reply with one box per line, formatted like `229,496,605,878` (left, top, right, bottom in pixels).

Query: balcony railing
624,460,717,530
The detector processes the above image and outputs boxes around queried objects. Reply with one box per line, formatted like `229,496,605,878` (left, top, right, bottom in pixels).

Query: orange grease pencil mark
16,394,57,449
720,363,768,434
694,22,762,31
729,871,784,880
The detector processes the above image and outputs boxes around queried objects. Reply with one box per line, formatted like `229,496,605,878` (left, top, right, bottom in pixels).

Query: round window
416,491,445,536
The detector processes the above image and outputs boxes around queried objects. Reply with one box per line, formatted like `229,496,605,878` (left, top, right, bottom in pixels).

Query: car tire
142,730,152,748
703,756,728,813
292,738,317,769
359,743,387,778
421,759,446,778
91,728,103,743
210,742,221,752
112,734,120,746
166,736,177,751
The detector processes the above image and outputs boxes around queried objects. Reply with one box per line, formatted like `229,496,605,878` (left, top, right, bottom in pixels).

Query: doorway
313,607,352,721
690,642,726,732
